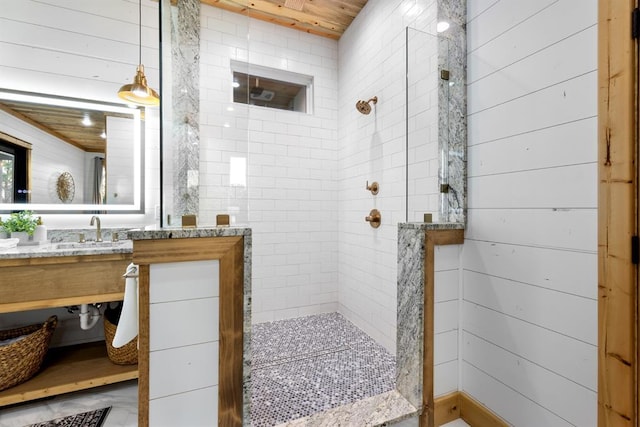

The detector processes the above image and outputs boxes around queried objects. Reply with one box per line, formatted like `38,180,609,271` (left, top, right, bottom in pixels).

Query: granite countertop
127,226,251,240
398,222,465,230
0,239,133,259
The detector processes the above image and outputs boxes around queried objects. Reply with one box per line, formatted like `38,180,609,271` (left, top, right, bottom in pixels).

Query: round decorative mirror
56,172,75,203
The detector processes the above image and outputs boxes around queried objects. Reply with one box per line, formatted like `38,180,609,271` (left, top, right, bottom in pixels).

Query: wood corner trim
433,391,508,427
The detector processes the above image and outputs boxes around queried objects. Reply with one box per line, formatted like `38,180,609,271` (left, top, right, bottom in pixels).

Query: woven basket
103,306,137,365
0,315,57,391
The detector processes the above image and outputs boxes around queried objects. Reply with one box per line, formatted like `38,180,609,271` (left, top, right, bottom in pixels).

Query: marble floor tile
0,380,137,427
442,419,470,427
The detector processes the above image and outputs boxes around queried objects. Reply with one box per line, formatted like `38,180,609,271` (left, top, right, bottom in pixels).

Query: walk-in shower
160,0,465,424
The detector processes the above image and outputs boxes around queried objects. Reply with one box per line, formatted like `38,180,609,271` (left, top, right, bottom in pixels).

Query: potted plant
1,211,38,244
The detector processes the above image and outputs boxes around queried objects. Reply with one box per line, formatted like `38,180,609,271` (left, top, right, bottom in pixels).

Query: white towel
113,263,139,348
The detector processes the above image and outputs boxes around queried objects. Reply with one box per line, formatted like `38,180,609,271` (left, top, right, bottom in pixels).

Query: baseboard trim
434,392,460,426
434,392,508,427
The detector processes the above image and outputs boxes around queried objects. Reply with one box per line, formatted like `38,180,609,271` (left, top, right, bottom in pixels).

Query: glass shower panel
406,28,446,222
160,0,249,227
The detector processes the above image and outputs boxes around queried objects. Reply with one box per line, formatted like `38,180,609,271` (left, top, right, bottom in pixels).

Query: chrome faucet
90,216,102,242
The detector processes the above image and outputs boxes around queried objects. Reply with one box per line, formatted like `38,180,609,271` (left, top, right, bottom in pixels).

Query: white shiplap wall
434,244,462,397
0,0,159,104
463,0,598,425
148,260,220,426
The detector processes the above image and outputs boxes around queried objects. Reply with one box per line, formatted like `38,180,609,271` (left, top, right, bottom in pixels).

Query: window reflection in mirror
0,139,29,204
0,148,16,204
0,89,143,213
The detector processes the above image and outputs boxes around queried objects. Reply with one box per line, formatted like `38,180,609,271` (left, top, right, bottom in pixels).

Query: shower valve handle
366,181,379,195
365,209,381,228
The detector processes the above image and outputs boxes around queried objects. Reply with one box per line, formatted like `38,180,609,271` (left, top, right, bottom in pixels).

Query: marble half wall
396,222,465,409
170,0,200,218
438,0,467,223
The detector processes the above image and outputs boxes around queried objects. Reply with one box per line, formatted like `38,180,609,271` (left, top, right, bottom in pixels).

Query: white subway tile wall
463,0,597,425
200,4,340,323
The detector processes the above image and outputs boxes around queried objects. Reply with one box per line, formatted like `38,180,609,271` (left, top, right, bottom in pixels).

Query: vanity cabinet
0,253,137,406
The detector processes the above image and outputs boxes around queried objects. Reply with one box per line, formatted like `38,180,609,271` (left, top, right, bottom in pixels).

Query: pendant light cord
138,0,142,64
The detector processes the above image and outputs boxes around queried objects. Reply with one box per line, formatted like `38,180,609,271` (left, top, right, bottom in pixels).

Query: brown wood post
598,0,638,425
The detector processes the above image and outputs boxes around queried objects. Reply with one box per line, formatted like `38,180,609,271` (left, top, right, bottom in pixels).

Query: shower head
356,96,378,115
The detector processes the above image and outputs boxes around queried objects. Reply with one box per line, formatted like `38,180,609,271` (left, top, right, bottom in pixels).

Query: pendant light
118,0,159,106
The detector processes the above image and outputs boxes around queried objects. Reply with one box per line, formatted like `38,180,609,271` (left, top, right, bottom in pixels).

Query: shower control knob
366,181,379,195
365,209,381,228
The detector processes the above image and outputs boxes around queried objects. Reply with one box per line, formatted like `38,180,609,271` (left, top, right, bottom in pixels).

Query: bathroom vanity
0,227,251,427
0,242,135,406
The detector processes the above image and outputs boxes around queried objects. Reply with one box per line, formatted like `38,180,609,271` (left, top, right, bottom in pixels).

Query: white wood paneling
462,362,574,427
435,245,462,271
467,0,499,22
467,25,597,115
435,300,458,335
463,301,596,391
148,260,220,424
467,0,556,53
462,240,596,299
0,0,159,102
2,0,158,43
463,270,596,344
468,163,596,209
149,260,220,303
149,298,219,351
468,0,597,83
435,270,459,303
433,243,462,395
464,0,597,423
435,330,458,365
463,332,597,426
468,71,596,146
468,118,596,173
466,209,597,252
149,342,219,399
149,386,218,427
435,359,458,397
468,25,596,115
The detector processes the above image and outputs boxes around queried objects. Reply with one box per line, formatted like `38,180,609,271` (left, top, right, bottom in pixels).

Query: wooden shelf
0,341,138,406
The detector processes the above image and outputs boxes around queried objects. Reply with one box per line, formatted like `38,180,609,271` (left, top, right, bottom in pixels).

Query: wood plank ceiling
0,100,113,153
201,0,368,39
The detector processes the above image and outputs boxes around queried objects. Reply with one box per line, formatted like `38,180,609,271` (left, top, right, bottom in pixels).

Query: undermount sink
54,240,129,250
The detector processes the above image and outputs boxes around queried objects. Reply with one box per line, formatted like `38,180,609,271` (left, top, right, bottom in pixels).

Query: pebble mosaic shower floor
250,312,396,426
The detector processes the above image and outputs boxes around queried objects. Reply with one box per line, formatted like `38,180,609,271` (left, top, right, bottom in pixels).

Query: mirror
0,89,143,213
0,0,159,215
